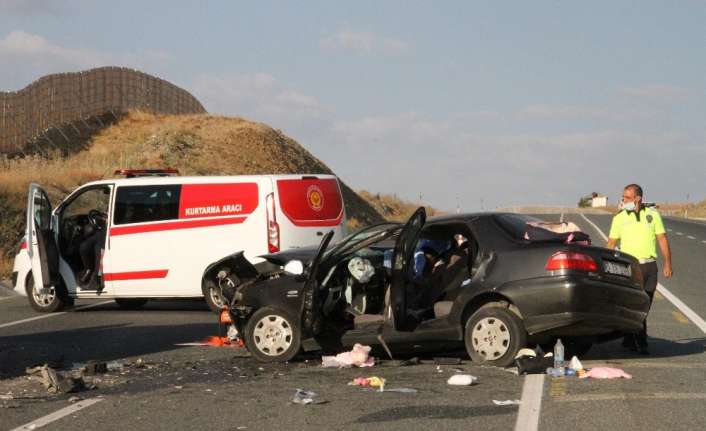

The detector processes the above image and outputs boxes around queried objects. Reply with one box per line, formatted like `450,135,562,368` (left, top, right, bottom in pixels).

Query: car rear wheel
464,304,526,367
26,273,70,313
245,307,301,362
202,280,226,313
114,298,148,310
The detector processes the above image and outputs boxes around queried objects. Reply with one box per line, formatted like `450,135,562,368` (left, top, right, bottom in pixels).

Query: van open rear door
26,184,60,292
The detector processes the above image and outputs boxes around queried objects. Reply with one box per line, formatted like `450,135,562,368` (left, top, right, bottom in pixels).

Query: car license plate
603,261,631,277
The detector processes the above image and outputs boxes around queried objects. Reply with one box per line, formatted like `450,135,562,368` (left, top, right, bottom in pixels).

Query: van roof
82,173,338,187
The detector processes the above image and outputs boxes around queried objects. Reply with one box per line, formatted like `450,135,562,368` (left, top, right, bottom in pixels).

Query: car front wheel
26,274,70,313
464,304,526,367
245,307,301,362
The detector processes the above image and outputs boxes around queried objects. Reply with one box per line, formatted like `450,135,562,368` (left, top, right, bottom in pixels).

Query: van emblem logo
307,185,324,212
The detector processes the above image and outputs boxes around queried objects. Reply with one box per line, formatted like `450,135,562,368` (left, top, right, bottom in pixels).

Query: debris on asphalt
514,348,537,359
434,357,462,365
381,357,420,367
68,396,82,403
493,399,521,406
27,365,86,393
175,336,245,348
569,356,584,371
84,361,108,375
579,367,632,379
516,355,553,375
321,344,374,368
134,358,146,369
447,374,478,386
292,389,325,405
381,387,418,393
349,376,386,390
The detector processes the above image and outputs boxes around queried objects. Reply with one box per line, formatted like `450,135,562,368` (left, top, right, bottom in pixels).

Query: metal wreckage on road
208,208,651,367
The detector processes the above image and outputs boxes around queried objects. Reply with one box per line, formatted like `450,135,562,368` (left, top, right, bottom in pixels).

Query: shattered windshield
323,222,400,261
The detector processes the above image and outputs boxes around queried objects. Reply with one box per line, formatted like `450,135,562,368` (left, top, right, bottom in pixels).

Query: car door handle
316,231,323,236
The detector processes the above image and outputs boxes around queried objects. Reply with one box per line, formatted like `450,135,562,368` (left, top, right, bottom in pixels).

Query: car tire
202,279,227,313
464,304,526,367
25,273,69,313
114,298,148,310
244,307,301,362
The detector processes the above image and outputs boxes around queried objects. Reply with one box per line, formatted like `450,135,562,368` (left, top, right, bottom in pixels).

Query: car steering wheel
88,209,107,226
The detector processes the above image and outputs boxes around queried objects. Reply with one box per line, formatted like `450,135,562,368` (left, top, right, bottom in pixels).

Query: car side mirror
284,260,304,276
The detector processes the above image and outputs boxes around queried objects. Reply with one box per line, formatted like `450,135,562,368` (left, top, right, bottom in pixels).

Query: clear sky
1,0,704,211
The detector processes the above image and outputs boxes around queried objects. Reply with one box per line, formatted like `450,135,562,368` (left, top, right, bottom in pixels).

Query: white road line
687,235,696,240
656,284,706,334
580,213,706,335
0,296,17,301
10,397,103,431
676,232,684,236
0,301,113,329
667,229,673,232
701,240,706,244
579,213,609,242
514,374,545,431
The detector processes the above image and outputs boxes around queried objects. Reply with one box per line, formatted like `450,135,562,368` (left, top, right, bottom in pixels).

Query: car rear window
276,177,344,227
494,214,590,244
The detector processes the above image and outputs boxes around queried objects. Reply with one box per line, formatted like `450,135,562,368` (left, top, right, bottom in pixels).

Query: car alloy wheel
471,317,511,360
32,284,56,307
252,314,294,356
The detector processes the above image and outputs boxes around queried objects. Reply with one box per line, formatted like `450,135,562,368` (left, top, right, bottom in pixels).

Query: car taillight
266,193,280,253
20,239,27,250
546,251,598,272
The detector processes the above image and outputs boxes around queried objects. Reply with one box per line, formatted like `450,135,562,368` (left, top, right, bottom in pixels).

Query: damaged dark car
206,208,651,367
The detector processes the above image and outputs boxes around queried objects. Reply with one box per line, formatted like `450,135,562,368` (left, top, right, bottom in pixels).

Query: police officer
606,184,673,354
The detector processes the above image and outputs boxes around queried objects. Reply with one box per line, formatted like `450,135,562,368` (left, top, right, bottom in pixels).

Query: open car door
390,207,426,331
26,184,60,291
300,230,335,335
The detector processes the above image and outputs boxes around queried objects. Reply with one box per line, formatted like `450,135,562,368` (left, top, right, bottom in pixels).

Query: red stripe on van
277,178,344,227
103,269,168,281
110,215,247,236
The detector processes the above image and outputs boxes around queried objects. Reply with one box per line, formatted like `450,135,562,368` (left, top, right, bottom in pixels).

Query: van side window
113,185,181,225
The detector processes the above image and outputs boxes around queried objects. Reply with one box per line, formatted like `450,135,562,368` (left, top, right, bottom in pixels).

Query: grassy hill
358,190,442,221
1,111,392,277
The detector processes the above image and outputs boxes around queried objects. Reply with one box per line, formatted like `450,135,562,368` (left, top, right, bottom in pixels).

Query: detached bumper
502,275,650,336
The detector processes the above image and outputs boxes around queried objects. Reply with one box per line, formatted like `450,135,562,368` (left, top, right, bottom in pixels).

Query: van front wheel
202,279,227,313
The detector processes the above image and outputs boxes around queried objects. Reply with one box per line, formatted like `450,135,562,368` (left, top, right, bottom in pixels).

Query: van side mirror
284,260,304,276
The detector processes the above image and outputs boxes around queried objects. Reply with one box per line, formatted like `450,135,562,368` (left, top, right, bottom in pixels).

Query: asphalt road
1,213,704,431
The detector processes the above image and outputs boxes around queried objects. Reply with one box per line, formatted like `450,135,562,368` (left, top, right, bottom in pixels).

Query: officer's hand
663,263,673,278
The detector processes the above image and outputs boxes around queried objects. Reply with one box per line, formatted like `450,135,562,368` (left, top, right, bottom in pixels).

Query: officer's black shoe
622,336,638,352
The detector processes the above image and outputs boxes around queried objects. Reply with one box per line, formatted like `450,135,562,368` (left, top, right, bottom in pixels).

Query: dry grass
0,111,388,277
357,190,442,222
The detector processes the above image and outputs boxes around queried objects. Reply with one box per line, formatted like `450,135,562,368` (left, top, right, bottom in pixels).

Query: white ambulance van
11,170,347,312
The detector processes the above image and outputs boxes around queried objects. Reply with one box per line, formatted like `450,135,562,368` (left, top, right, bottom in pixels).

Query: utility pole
456,195,460,214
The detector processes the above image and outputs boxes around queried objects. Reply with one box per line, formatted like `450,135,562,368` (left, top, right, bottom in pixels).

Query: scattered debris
579,367,632,379
381,387,418,393
516,354,553,375
434,357,462,365
349,376,386,390
68,396,82,403
292,389,325,405
84,361,108,376
447,374,478,386
175,336,245,347
134,358,146,369
321,344,374,368
382,357,420,367
27,365,86,393
569,356,584,371
493,399,521,406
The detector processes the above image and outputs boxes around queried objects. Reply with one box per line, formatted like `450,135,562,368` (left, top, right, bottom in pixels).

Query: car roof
80,173,337,187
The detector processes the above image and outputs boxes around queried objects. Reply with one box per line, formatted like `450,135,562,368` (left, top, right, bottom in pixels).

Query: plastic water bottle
554,339,565,374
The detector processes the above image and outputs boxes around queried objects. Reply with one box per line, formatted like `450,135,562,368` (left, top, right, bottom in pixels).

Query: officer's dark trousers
634,262,659,347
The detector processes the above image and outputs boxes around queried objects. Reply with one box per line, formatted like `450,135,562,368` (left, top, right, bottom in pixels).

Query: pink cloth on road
580,367,632,379
321,343,375,368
